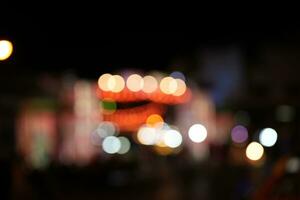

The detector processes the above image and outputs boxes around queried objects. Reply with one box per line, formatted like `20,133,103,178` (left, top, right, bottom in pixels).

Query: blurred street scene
1,18,300,199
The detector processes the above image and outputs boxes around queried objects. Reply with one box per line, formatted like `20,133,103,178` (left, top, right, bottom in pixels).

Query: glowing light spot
188,124,207,143
96,122,117,138
259,128,278,147
146,114,164,127
170,71,186,82
164,129,182,148
231,125,248,143
101,99,117,114
154,146,173,156
286,157,300,173
126,74,144,92
142,75,158,93
108,75,125,93
137,126,157,145
246,142,264,161
117,137,131,154
160,76,178,94
98,73,112,91
0,40,13,61
102,136,121,154
173,79,186,96
155,128,168,147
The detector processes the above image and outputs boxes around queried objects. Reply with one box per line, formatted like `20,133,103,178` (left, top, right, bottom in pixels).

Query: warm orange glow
154,146,173,155
146,114,164,127
103,103,165,132
97,87,191,104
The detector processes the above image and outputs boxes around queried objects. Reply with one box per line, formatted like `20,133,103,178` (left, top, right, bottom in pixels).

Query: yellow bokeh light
146,114,164,127
159,76,178,94
173,79,186,96
246,142,264,161
108,75,125,93
154,146,173,155
0,40,13,61
142,75,158,93
126,74,144,92
98,73,112,91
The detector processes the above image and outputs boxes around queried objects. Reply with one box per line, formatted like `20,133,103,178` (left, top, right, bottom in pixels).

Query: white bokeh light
246,142,264,161
259,128,278,147
164,129,182,148
97,122,117,138
108,75,125,93
98,73,112,91
173,79,186,96
188,124,207,143
142,75,158,93
126,74,144,92
137,126,157,145
159,76,178,94
102,136,121,154
117,137,131,154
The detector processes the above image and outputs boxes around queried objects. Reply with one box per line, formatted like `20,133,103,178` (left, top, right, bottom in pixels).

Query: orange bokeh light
146,114,164,127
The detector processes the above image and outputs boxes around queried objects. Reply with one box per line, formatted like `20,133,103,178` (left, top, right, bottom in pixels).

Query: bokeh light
98,73,112,91
154,127,168,147
159,76,177,94
231,125,248,143
117,137,131,154
101,99,117,114
96,122,117,138
246,142,264,161
137,126,157,145
259,128,278,147
142,75,158,93
108,75,125,93
163,129,182,148
0,40,13,61
126,74,144,92
188,124,207,143
170,71,186,81
102,136,121,154
173,79,186,96
146,114,164,127
286,157,300,173
154,146,173,156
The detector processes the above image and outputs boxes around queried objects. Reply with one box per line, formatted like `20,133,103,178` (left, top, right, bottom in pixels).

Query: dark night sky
2,13,300,77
